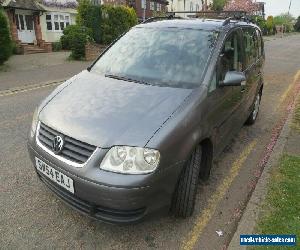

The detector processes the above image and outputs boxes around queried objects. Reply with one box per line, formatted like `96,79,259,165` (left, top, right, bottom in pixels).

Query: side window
218,31,243,83
256,29,262,58
243,27,258,68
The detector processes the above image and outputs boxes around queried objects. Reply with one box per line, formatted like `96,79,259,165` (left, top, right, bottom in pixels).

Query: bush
77,1,102,43
86,6,102,44
101,5,137,44
252,15,267,35
0,8,12,64
77,2,137,45
52,41,62,51
266,16,275,35
11,41,19,54
295,16,300,32
60,25,92,60
60,24,92,50
76,0,92,27
212,0,226,11
274,13,294,33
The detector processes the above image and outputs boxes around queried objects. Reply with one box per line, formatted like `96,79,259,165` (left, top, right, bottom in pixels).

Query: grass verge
252,155,300,249
292,97,300,131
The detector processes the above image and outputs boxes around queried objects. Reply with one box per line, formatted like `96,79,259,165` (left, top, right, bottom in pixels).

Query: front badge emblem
52,135,64,154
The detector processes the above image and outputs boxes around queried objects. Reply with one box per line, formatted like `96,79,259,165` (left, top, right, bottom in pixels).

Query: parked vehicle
27,16,264,224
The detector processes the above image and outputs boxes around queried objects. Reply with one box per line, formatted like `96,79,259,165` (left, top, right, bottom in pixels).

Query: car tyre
171,146,202,218
246,91,262,125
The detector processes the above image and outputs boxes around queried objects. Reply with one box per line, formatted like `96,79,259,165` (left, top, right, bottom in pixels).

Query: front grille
38,122,96,164
38,174,146,223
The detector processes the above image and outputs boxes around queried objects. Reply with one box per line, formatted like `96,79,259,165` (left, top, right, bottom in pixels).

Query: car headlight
100,146,160,174
30,108,39,137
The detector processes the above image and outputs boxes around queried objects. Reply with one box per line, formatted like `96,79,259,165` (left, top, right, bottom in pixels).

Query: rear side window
242,27,258,68
218,30,243,83
256,28,263,58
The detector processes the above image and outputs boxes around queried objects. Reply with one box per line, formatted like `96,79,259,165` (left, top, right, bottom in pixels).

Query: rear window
242,27,260,68
92,27,218,89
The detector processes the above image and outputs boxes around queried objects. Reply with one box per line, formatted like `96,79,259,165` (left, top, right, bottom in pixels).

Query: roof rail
166,10,253,24
167,10,247,16
142,14,181,24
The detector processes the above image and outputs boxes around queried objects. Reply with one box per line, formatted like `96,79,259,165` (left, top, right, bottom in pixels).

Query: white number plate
35,157,74,194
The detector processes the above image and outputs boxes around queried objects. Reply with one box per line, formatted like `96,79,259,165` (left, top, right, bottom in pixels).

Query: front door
205,29,245,155
15,12,36,43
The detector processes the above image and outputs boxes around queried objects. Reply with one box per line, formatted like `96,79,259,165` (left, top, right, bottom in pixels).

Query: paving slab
0,52,91,91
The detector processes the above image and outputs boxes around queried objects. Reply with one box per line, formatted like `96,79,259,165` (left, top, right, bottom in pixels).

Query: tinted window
19,15,25,30
242,27,258,68
218,30,243,83
92,28,218,89
46,21,52,31
25,15,33,31
256,29,262,58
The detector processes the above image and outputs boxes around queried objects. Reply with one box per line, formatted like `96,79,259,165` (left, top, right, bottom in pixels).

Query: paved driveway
0,34,300,250
0,52,90,91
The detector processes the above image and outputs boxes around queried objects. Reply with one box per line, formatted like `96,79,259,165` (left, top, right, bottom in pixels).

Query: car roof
136,18,258,31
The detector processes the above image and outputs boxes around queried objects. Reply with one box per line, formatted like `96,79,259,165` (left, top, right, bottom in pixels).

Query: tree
295,16,300,32
253,15,266,34
266,15,275,35
76,0,92,27
224,0,259,13
0,8,12,65
273,13,294,32
212,0,227,11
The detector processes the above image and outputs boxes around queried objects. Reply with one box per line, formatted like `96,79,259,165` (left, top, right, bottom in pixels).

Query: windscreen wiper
105,74,152,86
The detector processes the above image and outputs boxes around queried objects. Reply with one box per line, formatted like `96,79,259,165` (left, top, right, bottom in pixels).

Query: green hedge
76,1,137,44
294,16,300,32
100,5,137,44
60,25,92,60
0,8,12,65
64,2,138,60
52,41,62,52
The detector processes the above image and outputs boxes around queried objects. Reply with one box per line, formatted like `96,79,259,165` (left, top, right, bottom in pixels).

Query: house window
25,15,34,30
157,3,161,11
46,14,52,30
190,2,193,11
141,0,146,9
150,1,155,10
196,4,199,11
46,13,71,32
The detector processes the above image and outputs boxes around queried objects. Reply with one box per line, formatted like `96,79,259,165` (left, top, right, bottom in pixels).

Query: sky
263,0,300,18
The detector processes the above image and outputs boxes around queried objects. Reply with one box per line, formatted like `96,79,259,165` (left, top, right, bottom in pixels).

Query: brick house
168,0,213,17
1,0,77,54
125,0,168,21
98,0,168,20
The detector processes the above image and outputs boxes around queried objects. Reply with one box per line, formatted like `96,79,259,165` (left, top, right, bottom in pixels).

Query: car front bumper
27,138,183,224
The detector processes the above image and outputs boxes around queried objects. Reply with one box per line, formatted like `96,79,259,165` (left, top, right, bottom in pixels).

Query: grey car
27,17,264,224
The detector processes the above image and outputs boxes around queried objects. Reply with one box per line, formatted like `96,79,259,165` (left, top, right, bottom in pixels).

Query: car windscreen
91,27,218,89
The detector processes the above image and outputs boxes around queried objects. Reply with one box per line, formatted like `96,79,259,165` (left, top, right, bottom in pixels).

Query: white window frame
157,3,161,11
46,12,71,32
150,1,155,11
190,2,193,11
141,0,147,10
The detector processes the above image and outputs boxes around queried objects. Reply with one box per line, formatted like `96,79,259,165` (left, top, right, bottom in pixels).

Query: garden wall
85,42,107,61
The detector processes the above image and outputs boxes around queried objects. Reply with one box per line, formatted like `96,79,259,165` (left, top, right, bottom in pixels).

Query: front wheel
246,92,261,125
171,146,202,218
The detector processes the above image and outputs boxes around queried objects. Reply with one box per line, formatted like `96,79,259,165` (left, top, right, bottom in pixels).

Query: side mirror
219,71,246,87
